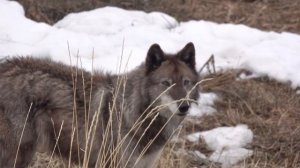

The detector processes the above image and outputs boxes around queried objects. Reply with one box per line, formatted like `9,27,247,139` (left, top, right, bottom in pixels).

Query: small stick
198,54,216,75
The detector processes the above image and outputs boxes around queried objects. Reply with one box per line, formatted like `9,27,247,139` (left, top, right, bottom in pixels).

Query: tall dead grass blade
13,103,33,168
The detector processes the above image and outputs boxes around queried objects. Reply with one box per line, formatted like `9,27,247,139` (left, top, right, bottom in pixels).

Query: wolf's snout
178,103,189,116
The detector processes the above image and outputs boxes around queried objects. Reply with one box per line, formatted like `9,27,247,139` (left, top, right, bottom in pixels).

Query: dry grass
183,70,300,168
11,0,300,167
157,69,300,168
27,69,300,168
25,53,201,168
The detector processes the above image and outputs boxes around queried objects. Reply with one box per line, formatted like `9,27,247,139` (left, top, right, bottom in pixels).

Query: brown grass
181,70,300,168
12,0,300,167
27,70,300,168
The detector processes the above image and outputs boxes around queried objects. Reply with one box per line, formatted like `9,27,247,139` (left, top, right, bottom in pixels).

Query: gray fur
0,43,199,168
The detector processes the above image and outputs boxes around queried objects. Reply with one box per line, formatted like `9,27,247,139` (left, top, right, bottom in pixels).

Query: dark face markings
149,58,199,103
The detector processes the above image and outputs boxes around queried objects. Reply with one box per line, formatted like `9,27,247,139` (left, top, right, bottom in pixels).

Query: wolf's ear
146,44,165,73
178,42,196,70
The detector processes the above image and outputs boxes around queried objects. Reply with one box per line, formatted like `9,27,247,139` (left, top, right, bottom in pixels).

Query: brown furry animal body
0,43,199,168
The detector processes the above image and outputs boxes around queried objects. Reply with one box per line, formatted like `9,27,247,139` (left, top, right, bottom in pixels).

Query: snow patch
3,0,300,166
188,92,218,117
186,125,253,167
1,0,300,88
201,124,253,151
55,7,178,35
210,148,253,168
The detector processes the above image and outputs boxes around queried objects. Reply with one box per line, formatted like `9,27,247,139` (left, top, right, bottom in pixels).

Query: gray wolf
0,42,199,168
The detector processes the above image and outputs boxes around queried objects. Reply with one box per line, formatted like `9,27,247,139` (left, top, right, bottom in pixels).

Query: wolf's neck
116,73,170,155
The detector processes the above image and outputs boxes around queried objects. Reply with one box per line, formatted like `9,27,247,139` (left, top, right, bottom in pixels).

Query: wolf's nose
178,104,189,115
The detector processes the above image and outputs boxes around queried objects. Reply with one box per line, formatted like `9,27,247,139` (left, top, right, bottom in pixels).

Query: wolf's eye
183,79,191,86
161,80,171,87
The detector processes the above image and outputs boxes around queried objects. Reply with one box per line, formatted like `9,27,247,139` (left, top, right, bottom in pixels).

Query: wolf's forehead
159,60,197,79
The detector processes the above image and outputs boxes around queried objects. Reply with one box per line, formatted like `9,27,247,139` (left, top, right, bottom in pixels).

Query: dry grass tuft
184,70,300,168
26,70,300,168
12,1,300,167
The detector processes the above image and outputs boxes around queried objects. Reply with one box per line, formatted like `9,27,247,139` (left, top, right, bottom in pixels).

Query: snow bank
55,6,178,35
0,0,299,166
1,0,300,88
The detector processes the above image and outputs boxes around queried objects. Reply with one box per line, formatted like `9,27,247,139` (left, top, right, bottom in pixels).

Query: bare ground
12,0,300,167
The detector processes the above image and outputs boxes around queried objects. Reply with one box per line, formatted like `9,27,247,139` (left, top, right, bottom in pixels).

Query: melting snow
1,0,300,166
187,125,253,167
1,0,300,88
188,92,218,117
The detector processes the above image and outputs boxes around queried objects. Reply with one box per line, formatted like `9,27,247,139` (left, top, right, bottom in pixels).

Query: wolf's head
145,42,199,117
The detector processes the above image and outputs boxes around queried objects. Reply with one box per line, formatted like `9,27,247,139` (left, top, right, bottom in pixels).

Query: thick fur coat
0,43,199,168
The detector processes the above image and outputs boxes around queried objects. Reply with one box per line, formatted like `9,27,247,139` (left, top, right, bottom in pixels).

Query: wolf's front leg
0,136,17,167
0,111,18,167
0,114,37,168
